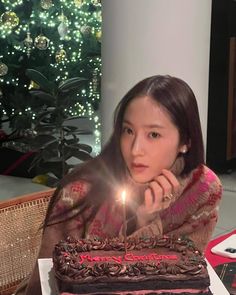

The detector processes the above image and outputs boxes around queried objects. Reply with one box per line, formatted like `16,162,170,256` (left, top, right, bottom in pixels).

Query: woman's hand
136,169,180,228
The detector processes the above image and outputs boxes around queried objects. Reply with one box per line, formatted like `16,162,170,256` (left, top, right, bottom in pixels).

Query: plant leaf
69,149,92,161
30,135,57,149
64,138,79,145
58,77,87,91
37,161,67,179
26,69,55,93
29,90,55,105
62,125,78,132
70,143,93,153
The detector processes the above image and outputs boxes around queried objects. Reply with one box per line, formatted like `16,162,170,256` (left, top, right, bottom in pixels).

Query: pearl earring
182,148,187,154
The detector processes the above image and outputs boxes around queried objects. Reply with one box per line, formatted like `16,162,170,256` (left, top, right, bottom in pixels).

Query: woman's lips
131,163,148,173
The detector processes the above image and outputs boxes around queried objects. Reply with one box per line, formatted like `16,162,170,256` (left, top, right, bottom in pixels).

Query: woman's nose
131,136,145,156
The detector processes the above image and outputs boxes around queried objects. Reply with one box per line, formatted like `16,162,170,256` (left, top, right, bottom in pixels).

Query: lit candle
121,190,127,254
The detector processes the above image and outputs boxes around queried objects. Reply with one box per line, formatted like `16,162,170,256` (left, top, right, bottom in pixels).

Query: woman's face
120,95,186,183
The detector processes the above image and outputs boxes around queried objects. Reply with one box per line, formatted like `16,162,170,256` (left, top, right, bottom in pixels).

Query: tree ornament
97,10,102,22
40,0,53,10
58,22,69,39
55,49,66,63
23,31,33,57
92,0,101,6
92,69,99,93
34,34,50,50
74,0,83,7
58,12,68,23
28,80,40,89
80,25,92,37
0,61,8,76
1,11,19,28
95,30,102,42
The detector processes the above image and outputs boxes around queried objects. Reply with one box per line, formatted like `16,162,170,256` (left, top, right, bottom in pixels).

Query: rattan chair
0,189,55,295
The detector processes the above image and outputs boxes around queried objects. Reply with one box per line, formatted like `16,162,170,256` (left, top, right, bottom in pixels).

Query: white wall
101,0,212,150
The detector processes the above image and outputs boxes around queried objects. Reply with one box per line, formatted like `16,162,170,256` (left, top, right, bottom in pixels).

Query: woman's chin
130,174,152,184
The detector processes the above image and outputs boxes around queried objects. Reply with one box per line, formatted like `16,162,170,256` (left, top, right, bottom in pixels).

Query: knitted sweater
126,164,222,251
19,164,222,295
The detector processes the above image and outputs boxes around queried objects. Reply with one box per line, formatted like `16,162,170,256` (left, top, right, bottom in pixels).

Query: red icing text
79,253,178,264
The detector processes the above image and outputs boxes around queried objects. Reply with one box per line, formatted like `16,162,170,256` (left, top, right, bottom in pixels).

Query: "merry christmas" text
79,253,178,264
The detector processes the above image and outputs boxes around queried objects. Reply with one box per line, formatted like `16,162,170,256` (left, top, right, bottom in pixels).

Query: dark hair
113,75,204,175
44,75,204,228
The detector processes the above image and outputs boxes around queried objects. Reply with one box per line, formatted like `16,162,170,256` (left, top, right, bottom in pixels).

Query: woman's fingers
144,187,154,209
137,169,181,228
144,169,180,213
152,175,172,197
144,183,162,214
161,169,180,194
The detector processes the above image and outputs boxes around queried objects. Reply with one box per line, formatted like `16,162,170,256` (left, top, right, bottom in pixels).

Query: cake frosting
53,235,212,295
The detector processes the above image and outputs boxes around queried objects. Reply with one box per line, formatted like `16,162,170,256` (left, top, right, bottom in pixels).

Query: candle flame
121,190,126,204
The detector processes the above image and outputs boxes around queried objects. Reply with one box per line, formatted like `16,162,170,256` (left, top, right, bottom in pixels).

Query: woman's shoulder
176,165,222,212
195,164,221,183
63,179,90,195
191,164,222,195
60,179,90,203
52,180,90,216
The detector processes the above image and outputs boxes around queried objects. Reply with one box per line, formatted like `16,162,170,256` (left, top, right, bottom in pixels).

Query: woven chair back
0,189,55,295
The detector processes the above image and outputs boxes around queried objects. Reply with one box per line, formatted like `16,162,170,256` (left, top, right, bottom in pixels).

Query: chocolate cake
53,236,212,295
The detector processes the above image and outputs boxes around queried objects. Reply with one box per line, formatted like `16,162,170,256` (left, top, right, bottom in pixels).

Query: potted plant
21,69,93,186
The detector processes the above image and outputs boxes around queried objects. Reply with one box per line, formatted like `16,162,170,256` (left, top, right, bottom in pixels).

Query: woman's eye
149,132,160,139
122,127,133,135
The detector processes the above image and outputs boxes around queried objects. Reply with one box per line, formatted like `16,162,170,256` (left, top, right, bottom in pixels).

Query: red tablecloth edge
205,229,236,267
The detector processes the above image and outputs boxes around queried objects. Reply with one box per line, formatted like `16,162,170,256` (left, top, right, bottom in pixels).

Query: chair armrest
0,189,55,295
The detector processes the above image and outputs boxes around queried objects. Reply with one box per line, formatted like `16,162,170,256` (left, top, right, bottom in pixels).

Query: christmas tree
0,0,101,151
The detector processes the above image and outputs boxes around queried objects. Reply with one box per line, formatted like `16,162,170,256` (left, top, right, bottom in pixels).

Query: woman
18,75,222,294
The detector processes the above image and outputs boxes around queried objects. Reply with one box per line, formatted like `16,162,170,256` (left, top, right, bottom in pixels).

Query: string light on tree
74,0,83,8
0,0,102,153
1,0,23,6
95,30,101,42
91,0,101,7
